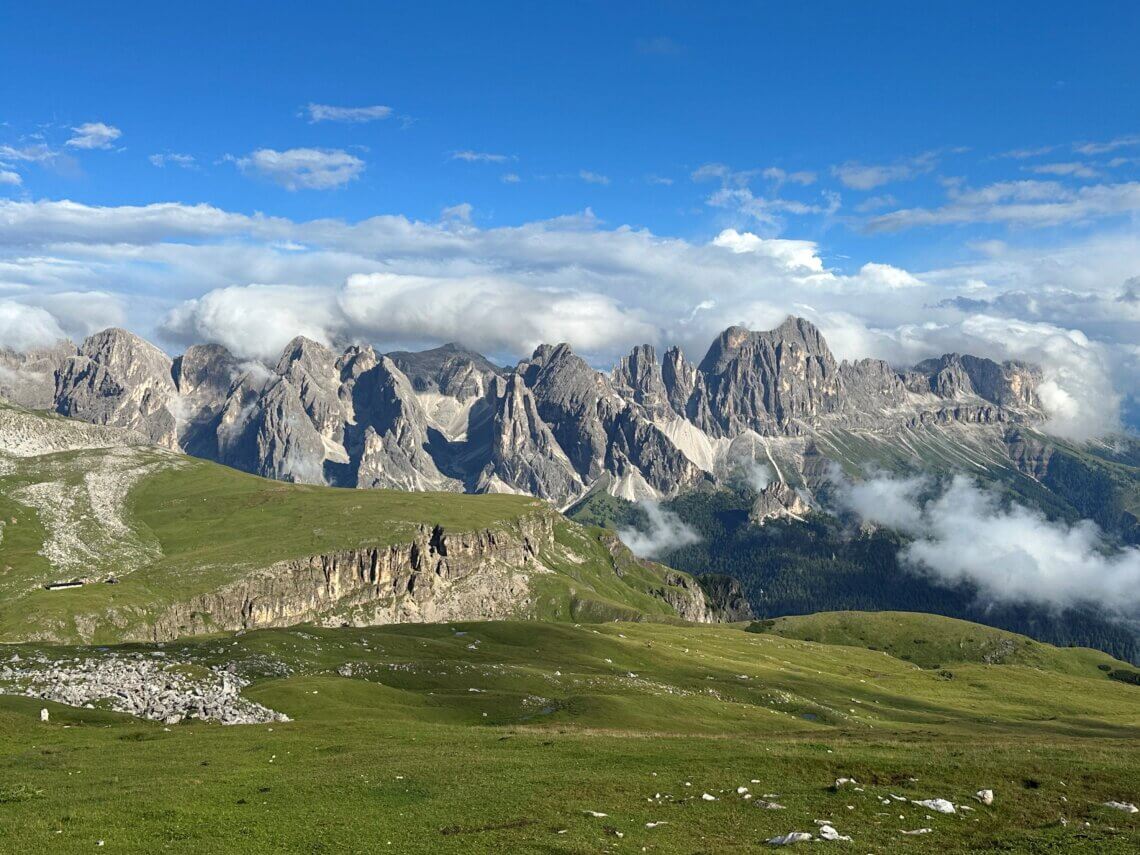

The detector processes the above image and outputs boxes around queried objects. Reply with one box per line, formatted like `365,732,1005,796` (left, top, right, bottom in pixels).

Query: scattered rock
766,832,813,845
0,654,287,725
912,798,955,814
900,828,932,835
817,824,851,841
1103,801,1138,814
975,789,994,806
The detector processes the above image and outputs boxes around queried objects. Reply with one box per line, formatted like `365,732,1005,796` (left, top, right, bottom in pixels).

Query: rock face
3,317,1046,508
150,513,555,641
54,329,180,447
750,482,813,525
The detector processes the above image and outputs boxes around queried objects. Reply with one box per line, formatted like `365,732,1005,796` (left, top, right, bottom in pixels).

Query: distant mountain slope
0,403,747,644
0,317,1054,510
569,484,1140,663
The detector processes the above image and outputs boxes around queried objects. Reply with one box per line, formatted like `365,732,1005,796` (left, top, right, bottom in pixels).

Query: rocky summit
1,317,1044,509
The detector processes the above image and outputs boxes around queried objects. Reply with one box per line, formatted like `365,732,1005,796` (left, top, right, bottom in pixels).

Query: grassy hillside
748,611,1123,674
0,615,1137,853
0,404,712,642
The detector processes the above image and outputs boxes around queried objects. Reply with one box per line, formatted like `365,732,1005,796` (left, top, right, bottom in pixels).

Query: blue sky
2,1,1139,434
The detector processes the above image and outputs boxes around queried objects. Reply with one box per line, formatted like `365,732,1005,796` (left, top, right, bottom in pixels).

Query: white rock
818,824,851,841
737,786,749,794
975,789,994,806
701,793,717,801
39,708,49,722
766,832,813,845
1103,801,1138,813
912,798,955,814
583,810,608,817
645,821,667,828
833,777,857,789
900,828,932,835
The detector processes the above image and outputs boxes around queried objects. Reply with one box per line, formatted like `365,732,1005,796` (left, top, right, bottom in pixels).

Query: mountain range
0,316,1052,516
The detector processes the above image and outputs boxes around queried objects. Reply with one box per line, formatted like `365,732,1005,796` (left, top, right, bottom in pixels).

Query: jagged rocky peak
612,344,671,417
0,339,77,409
173,343,239,402
54,328,180,447
694,316,844,437
909,353,1041,410
348,356,459,492
388,341,502,401
661,346,700,417
474,371,583,503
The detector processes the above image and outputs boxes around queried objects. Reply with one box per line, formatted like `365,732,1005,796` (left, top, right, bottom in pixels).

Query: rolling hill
0,614,1136,852
0,402,745,644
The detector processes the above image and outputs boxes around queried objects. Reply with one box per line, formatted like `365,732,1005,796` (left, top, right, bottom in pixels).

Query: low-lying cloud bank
618,501,702,559
835,473,1140,615
0,199,1136,439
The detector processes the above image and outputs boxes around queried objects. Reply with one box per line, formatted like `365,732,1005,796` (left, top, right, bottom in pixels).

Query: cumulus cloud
0,198,1135,437
161,284,343,359
618,501,701,558
65,122,122,150
835,473,1140,615
304,103,392,123
233,148,365,190
0,170,20,186
0,301,68,350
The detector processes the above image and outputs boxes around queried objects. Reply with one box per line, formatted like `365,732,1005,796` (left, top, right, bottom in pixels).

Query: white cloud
836,473,1140,615
579,170,611,185
868,180,1140,231
855,194,897,212
646,174,674,186
0,198,1135,437
233,148,365,190
762,167,817,186
161,284,343,359
1074,135,1140,155
304,103,393,123
1000,145,1059,159
0,143,59,164
711,229,824,272
451,151,510,163
0,300,68,350
65,122,122,150
831,152,938,190
1027,161,1101,179
0,170,20,186
618,501,701,558
148,153,196,169
501,172,521,184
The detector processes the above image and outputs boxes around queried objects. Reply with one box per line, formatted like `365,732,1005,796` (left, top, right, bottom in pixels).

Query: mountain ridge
0,317,1050,510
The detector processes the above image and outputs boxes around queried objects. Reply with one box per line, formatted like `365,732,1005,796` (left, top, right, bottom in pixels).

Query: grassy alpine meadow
0,616,1137,853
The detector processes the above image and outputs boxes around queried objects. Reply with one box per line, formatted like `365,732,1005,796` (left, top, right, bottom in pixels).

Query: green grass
749,611,1125,674
0,423,715,642
0,616,1136,853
